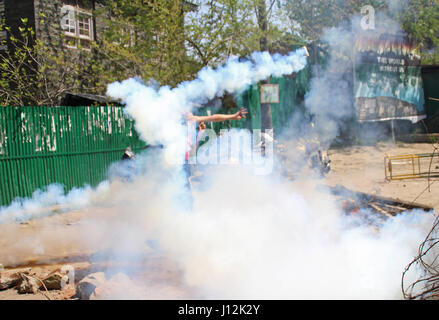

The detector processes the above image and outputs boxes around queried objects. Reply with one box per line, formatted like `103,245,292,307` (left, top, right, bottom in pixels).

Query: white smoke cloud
153,168,434,299
0,40,435,300
0,181,110,224
295,8,413,149
385,0,410,16
94,21,437,300
106,49,308,164
54,161,433,300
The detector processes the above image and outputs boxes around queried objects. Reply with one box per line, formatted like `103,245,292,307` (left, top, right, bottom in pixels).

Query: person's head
198,121,206,131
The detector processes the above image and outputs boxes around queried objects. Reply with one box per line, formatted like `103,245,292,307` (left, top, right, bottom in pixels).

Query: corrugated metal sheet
0,106,146,206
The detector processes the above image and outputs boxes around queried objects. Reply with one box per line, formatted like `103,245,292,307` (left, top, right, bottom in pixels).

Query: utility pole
256,0,273,139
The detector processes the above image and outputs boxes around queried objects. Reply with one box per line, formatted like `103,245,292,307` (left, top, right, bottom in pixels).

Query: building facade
1,0,104,52
0,0,197,105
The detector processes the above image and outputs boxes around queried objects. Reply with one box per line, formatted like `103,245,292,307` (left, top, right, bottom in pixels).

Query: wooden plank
368,202,394,218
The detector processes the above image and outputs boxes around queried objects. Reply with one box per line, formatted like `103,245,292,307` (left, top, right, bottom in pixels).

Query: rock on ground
18,275,40,294
0,269,30,290
41,272,64,290
75,272,107,300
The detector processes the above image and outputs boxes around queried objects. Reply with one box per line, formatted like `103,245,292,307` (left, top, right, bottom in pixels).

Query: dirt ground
325,142,439,211
0,141,438,300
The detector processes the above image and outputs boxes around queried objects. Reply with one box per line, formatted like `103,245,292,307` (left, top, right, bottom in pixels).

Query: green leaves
1,0,435,107
95,0,191,87
282,0,438,64
0,15,100,106
398,0,439,64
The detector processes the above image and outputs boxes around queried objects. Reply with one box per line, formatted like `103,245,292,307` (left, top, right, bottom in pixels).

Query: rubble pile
0,265,145,300
0,267,75,299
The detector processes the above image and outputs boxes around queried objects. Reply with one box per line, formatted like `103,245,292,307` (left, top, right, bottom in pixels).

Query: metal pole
391,119,396,144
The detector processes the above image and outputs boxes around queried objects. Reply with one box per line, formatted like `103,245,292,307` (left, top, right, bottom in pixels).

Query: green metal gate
0,106,146,207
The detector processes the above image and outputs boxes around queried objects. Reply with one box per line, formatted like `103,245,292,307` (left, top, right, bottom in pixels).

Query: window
121,26,135,48
0,0,6,51
108,18,136,48
60,5,94,49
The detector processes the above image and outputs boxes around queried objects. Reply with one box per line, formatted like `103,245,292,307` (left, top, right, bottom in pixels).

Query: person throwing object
181,107,248,211
183,107,248,165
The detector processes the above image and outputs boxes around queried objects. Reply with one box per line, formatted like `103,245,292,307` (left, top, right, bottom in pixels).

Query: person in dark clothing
122,146,135,160
119,146,137,181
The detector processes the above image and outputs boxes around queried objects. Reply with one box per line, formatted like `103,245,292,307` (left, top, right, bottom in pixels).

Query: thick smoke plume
100,45,434,299
0,181,109,224
0,21,436,300
106,49,308,164
286,10,412,150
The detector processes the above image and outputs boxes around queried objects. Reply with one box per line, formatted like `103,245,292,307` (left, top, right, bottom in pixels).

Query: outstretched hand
234,108,248,120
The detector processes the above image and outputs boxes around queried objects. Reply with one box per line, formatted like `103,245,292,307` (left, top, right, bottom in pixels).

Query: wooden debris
368,202,394,218
321,184,433,219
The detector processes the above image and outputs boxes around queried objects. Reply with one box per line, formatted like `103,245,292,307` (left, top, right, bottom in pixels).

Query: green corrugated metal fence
0,106,146,207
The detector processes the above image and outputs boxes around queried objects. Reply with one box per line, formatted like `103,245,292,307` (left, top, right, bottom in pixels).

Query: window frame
60,4,94,49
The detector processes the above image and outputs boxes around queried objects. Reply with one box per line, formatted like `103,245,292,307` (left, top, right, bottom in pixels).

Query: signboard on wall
354,32,426,123
260,84,279,104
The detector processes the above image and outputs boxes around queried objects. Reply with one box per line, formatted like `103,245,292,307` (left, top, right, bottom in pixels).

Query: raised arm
186,108,248,123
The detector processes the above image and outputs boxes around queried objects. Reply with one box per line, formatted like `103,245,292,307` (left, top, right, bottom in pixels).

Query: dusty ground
0,141,438,300
0,207,195,300
325,142,439,211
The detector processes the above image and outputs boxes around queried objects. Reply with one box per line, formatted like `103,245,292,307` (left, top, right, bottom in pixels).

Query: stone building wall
3,0,36,48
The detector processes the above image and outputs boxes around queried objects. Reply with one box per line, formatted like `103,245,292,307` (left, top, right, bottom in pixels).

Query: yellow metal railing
385,153,439,180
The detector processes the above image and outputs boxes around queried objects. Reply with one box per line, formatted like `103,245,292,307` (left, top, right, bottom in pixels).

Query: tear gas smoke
106,49,308,165
0,181,110,224
0,19,436,300
279,10,414,150
100,43,434,299
154,168,434,299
